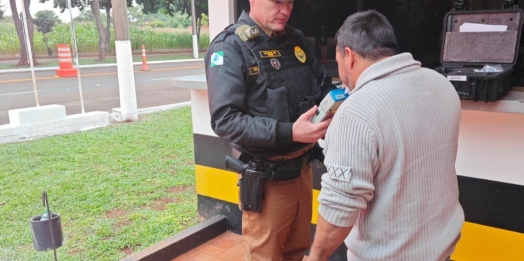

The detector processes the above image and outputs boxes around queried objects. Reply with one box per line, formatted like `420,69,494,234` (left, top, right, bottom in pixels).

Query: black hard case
436,9,524,102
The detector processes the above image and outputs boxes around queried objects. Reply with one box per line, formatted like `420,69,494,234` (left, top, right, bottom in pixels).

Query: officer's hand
292,106,332,143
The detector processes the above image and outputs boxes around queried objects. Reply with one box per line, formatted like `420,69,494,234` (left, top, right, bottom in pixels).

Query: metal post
18,0,39,107
42,190,58,261
191,0,199,59
67,0,85,113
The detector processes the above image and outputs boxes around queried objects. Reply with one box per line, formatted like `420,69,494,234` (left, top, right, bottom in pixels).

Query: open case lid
440,9,524,69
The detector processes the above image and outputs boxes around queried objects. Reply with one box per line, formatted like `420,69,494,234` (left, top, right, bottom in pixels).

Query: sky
2,0,81,22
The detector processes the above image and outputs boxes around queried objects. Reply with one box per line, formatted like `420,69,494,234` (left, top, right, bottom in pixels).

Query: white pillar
191,0,199,59
115,41,138,122
208,0,235,40
192,35,199,59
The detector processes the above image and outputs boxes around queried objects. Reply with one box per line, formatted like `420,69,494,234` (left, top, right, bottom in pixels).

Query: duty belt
239,152,312,181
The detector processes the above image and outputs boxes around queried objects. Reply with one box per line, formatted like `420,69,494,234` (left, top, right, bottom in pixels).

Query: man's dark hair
335,10,398,60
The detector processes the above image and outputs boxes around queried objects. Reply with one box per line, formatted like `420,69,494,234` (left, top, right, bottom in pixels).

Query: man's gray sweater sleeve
318,114,378,227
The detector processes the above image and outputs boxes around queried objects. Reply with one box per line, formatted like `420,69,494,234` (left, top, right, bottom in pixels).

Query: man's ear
345,47,356,70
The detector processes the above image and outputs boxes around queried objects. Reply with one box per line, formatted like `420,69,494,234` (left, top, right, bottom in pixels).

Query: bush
0,21,210,56
149,20,166,28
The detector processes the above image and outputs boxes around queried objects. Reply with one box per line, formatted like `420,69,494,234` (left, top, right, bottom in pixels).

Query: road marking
135,65,203,73
0,65,203,84
0,87,77,97
0,90,37,97
144,77,176,82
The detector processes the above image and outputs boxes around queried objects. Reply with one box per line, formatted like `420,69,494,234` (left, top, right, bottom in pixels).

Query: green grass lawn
0,53,206,70
0,107,198,261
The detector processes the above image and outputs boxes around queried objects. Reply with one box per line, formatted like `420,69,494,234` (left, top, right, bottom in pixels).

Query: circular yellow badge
295,46,306,63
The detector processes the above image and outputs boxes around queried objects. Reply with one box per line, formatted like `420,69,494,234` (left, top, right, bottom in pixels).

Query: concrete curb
110,102,191,122
0,59,204,74
121,215,227,261
1,102,192,143
0,111,110,144
137,102,191,116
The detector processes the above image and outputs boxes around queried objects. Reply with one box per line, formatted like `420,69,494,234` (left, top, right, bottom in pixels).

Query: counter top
461,88,524,114
172,74,524,115
171,74,207,90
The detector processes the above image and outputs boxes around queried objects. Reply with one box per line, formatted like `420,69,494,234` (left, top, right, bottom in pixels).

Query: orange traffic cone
56,44,78,77
140,45,150,71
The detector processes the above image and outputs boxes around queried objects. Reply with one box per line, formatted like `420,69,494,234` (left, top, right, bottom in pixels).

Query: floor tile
191,252,226,261
194,242,227,256
218,243,248,260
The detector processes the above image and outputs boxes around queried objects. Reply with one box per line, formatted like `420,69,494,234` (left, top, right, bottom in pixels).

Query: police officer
205,0,335,260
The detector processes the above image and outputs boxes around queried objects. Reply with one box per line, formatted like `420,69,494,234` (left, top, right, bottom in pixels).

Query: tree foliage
0,1,5,20
137,0,207,17
34,10,61,34
131,9,192,28
73,8,106,22
39,0,128,61
136,0,208,40
34,10,61,55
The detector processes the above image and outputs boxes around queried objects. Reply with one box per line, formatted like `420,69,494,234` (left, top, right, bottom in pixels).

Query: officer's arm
205,39,293,147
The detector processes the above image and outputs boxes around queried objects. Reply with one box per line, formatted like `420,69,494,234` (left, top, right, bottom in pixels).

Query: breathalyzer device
310,88,349,123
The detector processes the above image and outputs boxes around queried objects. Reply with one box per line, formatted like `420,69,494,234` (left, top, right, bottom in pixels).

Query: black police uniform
204,11,335,261
206,11,334,159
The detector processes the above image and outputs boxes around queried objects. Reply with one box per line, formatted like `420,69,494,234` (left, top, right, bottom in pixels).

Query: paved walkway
171,231,308,261
171,232,246,261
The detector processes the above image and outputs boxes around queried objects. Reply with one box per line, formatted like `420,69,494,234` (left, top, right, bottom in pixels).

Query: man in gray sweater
308,10,464,261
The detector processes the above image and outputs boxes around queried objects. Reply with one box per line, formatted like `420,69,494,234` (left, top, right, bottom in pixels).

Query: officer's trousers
242,148,313,261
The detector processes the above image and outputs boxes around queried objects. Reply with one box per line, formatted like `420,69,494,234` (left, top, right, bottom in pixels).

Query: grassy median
0,107,198,261
0,53,206,70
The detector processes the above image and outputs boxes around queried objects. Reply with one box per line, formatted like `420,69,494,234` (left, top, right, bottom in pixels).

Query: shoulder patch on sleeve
210,51,224,68
326,164,352,183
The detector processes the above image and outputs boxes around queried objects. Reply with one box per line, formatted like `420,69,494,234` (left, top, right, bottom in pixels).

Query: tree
9,0,39,66
137,0,208,41
34,10,60,34
73,8,97,22
40,0,131,61
201,13,208,26
0,1,5,20
127,6,144,23
34,10,61,55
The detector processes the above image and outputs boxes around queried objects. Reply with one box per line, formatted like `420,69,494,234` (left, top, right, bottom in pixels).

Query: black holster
225,156,271,213
238,172,264,213
312,143,325,165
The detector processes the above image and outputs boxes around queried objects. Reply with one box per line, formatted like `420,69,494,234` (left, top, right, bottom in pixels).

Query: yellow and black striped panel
193,134,524,260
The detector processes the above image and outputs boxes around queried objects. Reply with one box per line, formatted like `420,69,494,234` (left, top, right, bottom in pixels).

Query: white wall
457,110,524,186
208,0,236,40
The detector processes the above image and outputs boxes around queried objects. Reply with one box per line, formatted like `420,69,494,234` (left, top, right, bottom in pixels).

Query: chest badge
259,50,281,58
270,58,281,70
295,46,306,63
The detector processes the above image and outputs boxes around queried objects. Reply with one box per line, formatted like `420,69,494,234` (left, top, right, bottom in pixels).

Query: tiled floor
171,231,308,261
171,232,246,261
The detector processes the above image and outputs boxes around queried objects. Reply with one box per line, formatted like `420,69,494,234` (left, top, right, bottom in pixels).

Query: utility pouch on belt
225,156,271,213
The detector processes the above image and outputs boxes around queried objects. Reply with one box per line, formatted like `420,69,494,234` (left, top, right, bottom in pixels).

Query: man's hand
292,106,332,143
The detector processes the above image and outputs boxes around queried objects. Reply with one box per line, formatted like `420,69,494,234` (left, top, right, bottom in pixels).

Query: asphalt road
0,61,204,125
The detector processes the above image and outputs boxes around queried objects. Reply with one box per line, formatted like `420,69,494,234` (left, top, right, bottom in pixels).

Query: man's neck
352,56,391,88
248,13,274,36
